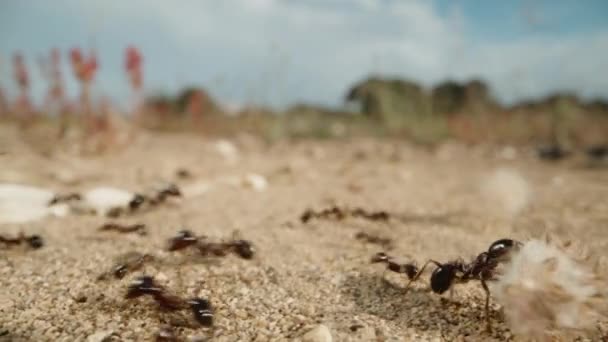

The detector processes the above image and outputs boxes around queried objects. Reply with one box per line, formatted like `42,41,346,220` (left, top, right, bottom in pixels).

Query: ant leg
481,279,491,332
404,259,441,293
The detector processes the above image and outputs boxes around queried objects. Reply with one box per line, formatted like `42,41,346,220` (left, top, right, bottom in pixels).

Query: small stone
156,272,169,282
87,330,115,342
74,294,87,303
301,324,332,342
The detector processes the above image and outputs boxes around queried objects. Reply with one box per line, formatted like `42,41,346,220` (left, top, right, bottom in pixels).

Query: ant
198,238,255,260
126,276,214,327
351,208,390,221
537,144,570,161
106,194,147,218
356,232,393,249
188,298,214,327
167,230,200,251
370,252,418,280
301,206,390,223
126,276,185,310
0,233,44,249
167,230,255,259
586,144,608,161
149,184,182,206
48,192,82,206
97,252,154,280
129,194,147,210
175,168,192,180
98,223,148,236
397,238,523,331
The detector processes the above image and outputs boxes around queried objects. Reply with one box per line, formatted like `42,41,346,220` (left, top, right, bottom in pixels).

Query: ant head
167,229,198,251
430,264,457,294
133,224,148,235
161,184,182,197
126,276,159,298
113,264,128,279
487,239,521,259
129,194,146,210
25,235,43,249
300,209,313,223
48,193,82,205
370,252,390,263
188,298,213,326
233,240,255,259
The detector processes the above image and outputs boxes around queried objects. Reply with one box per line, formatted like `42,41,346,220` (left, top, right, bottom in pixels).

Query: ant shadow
339,273,509,340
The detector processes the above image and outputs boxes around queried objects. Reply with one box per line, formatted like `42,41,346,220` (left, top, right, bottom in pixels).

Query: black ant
129,194,147,210
167,230,255,259
188,298,214,327
98,223,148,236
351,208,390,221
537,144,570,161
586,144,608,161
197,238,255,260
97,252,154,280
48,192,82,206
126,276,185,310
0,233,44,249
106,194,147,218
356,232,393,249
370,252,418,280
149,184,182,206
396,238,523,331
167,230,200,251
301,206,390,223
126,276,214,327
175,168,192,180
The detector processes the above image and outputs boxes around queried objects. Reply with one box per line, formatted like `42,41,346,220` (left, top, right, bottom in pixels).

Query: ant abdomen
430,264,458,294
167,229,198,251
126,276,162,298
487,238,521,260
25,235,44,249
232,240,255,259
189,298,213,327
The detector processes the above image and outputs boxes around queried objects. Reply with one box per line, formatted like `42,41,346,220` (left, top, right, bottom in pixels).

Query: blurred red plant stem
125,45,144,121
70,47,98,133
12,52,33,120
188,90,205,126
38,48,68,133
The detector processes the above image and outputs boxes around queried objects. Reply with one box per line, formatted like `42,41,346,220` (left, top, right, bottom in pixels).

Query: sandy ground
1,126,607,341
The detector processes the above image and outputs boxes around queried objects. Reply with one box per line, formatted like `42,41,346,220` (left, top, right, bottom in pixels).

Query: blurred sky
1,0,608,110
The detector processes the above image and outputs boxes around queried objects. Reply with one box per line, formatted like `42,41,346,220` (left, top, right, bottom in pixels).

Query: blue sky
1,0,608,111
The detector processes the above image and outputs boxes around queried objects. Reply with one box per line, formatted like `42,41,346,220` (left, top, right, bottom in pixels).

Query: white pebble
300,324,332,342
87,330,115,342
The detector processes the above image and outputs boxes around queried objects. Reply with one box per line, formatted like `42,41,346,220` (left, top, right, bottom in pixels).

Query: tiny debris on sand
1,131,607,341
300,324,333,342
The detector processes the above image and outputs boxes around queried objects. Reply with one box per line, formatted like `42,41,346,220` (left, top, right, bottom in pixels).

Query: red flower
125,45,142,72
82,53,98,82
70,48,83,66
69,48,98,83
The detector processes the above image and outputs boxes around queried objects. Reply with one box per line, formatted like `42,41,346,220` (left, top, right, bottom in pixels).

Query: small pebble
301,324,332,342
87,330,115,342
